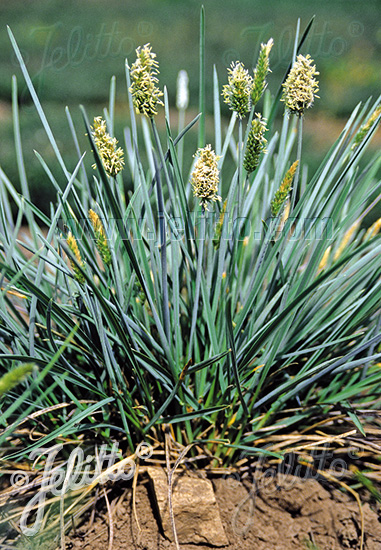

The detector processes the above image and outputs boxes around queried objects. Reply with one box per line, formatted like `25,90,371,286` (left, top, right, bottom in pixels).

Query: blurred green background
0,0,380,213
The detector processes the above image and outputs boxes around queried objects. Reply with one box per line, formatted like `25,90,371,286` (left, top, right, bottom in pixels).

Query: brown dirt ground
66,472,381,550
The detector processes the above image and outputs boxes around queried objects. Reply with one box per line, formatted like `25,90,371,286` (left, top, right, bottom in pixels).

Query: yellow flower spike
334,220,361,261
227,412,237,427
352,105,381,151
364,217,381,240
318,245,332,272
281,54,319,117
243,113,268,173
67,232,85,284
191,144,221,211
250,363,265,374
1,287,28,299
91,116,124,177
0,364,35,396
213,199,227,250
281,198,291,225
251,38,274,105
222,61,253,118
271,160,299,217
89,209,112,266
129,43,164,118
88,208,104,235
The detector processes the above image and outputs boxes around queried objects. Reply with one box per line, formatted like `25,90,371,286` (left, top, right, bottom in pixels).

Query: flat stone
147,466,228,546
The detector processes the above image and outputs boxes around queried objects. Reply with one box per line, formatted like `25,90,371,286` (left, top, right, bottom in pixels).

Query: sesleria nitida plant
0,17,380,532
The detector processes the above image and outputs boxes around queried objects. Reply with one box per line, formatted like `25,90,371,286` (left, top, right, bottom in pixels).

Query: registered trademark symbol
138,21,153,38
348,21,364,37
222,49,241,67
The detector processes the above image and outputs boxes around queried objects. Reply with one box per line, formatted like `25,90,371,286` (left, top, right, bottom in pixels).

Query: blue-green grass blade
226,298,249,416
159,405,227,425
213,65,222,156
7,26,70,179
0,323,80,443
221,443,282,459
198,5,205,147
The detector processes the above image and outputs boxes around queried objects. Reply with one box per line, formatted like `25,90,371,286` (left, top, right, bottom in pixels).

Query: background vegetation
0,0,380,213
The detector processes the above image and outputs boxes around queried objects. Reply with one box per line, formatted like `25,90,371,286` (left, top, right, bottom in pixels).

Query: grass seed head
89,209,112,266
281,54,319,117
364,217,381,240
91,116,124,177
0,364,35,396
352,104,381,151
222,61,253,118
243,113,268,173
191,144,221,210
129,43,164,118
271,160,299,216
67,232,85,283
251,38,274,105
318,245,332,272
176,69,189,111
334,220,361,261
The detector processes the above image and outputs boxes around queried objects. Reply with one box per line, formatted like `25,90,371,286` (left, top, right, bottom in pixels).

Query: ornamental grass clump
1,17,381,545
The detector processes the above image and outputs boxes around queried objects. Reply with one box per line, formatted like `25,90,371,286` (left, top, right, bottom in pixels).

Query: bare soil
66,472,381,550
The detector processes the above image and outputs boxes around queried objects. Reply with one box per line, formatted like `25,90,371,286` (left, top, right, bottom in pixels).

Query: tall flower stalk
222,62,253,212
189,145,221,359
282,54,319,212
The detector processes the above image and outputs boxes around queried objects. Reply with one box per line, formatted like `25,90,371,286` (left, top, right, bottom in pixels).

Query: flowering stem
198,5,205,148
151,122,171,344
151,118,176,207
290,115,303,213
154,163,171,345
231,118,244,304
237,118,243,214
188,206,205,361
